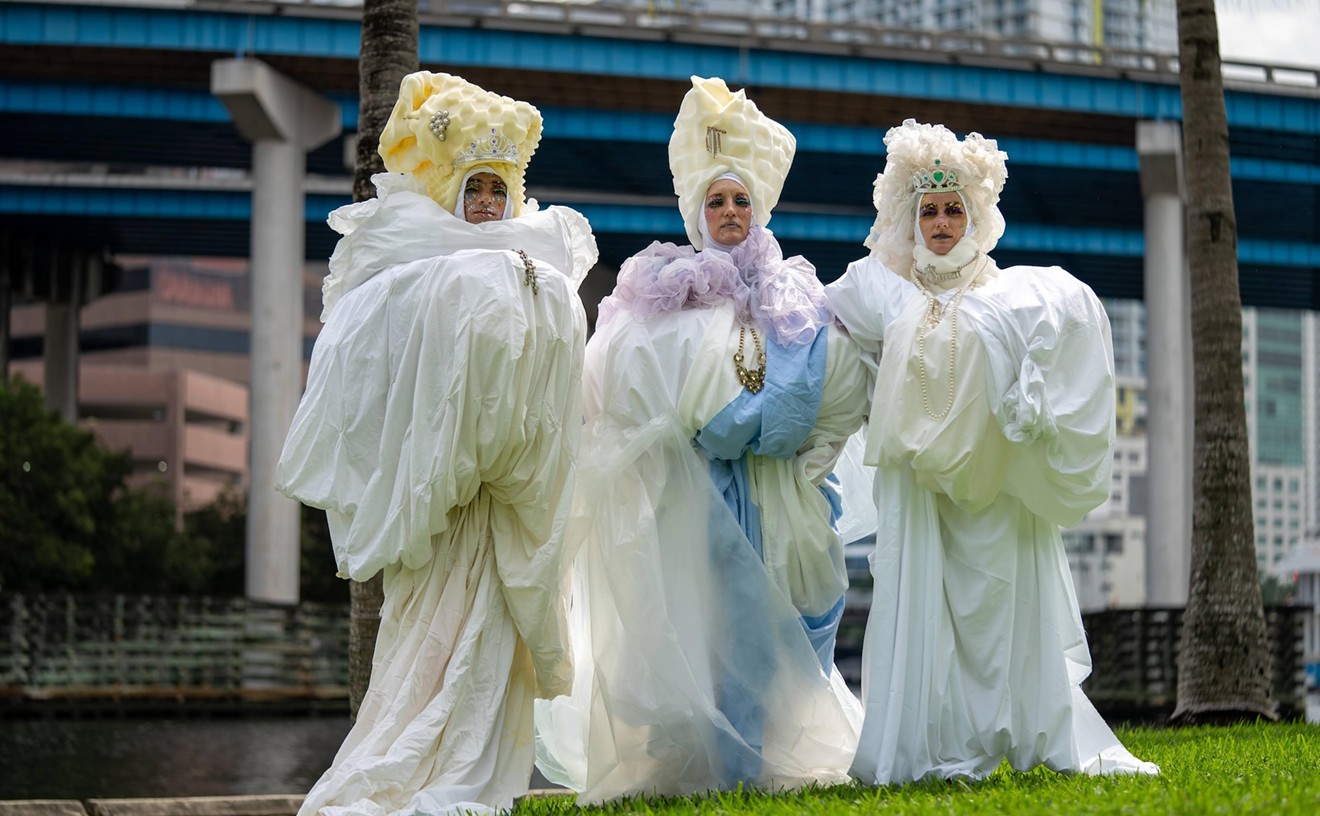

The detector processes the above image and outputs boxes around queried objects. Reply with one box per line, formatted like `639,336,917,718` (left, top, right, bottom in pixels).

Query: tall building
1244,307,1309,574
1305,312,1320,538
7,256,326,511
1063,298,1148,610
1065,299,1319,611
765,0,1177,53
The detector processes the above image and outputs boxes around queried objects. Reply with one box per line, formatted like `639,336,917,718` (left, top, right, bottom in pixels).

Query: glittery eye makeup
920,202,963,217
464,179,508,199
707,194,751,209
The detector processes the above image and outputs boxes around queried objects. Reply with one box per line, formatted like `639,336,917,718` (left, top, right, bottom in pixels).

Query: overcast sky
1217,0,1320,70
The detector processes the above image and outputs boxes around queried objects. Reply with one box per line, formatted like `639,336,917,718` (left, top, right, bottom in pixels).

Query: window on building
1064,533,1096,554
1104,534,1123,554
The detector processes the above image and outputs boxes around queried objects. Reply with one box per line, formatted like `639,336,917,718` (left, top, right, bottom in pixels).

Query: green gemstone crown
911,158,963,193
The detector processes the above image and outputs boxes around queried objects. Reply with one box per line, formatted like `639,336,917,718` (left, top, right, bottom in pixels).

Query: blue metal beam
4,2,1319,135
3,183,1317,267
6,80,1320,186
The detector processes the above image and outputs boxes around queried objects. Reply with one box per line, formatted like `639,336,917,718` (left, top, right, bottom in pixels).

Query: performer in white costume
276,72,597,816
534,76,869,804
827,120,1159,785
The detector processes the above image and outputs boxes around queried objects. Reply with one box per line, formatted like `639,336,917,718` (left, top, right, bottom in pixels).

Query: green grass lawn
516,722,1319,814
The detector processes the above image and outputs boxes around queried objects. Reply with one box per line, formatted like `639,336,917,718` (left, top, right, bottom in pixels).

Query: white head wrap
696,172,751,252
865,119,1008,273
669,76,795,250
378,71,541,218
451,165,513,222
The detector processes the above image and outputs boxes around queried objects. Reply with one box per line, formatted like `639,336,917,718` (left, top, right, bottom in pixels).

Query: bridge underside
2,40,1317,310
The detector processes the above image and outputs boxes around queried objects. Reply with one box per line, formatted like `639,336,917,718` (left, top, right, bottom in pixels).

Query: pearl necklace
910,254,986,420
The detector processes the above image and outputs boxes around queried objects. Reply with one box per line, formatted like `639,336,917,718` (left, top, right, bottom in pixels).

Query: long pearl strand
910,255,986,420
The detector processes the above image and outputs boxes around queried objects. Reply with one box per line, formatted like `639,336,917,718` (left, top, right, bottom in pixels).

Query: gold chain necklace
910,255,986,420
733,325,766,394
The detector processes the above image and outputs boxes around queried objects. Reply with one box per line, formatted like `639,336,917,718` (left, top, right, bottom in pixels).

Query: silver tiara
453,128,520,167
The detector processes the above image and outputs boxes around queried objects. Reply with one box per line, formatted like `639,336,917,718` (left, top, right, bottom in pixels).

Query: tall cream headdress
669,76,796,249
378,72,542,218
865,119,1008,273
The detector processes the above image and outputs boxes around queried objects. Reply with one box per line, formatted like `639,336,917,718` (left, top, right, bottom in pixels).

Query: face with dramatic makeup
462,172,508,224
703,178,753,246
917,192,968,255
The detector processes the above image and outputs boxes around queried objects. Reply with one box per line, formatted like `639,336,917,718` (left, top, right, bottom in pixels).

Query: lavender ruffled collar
597,225,831,346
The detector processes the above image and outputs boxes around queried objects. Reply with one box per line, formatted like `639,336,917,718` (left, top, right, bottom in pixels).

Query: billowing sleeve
972,266,1116,527
795,327,870,485
276,248,585,585
824,255,917,380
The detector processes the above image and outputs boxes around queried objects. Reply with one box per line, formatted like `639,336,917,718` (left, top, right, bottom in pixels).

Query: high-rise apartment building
1063,298,1148,610
763,0,1177,53
1244,308,1310,573
1064,299,1318,611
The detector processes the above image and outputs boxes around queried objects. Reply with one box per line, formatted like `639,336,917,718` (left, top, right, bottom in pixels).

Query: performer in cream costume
534,77,868,803
827,120,1159,784
276,73,596,815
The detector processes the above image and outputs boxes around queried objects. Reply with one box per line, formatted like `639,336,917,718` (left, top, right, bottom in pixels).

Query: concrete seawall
0,797,304,816
0,791,565,815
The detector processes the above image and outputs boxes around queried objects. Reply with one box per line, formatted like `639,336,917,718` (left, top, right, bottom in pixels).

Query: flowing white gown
827,256,1159,785
276,175,596,815
534,235,871,803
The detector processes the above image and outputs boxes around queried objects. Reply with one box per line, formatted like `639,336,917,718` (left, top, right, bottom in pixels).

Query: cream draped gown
276,174,596,816
534,282,871,802
827,256,1159,784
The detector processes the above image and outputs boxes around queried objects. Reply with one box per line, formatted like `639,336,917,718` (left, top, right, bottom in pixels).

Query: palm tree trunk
1169,0,1275,724
347,0,418,723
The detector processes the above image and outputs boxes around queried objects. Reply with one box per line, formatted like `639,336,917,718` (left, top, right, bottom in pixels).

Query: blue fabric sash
693,327,846,785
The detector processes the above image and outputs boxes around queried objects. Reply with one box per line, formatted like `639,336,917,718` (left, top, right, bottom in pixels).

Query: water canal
0,715,350,799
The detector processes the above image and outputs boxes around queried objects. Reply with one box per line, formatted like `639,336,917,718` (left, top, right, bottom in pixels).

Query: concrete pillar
1,234,11,380
1137,120,1192,606
44,252,84,423
212,59,341,605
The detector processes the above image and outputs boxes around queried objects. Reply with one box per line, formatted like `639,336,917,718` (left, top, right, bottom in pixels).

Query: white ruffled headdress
865,119,1008,274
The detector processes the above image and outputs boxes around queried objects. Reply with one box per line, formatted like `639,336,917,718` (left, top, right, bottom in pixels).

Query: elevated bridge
3,0,1318,605
2,0,1318,308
